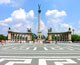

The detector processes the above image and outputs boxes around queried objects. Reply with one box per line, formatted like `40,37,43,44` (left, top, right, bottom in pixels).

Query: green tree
0,34,7,40
72,34,80,42
32,33,37,41
41,35,46,39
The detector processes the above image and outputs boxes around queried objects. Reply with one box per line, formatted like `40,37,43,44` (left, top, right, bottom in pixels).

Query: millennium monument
37,5,42,43
8,5,72,43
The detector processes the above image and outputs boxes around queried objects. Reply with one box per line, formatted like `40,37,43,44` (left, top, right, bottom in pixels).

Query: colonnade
11,33,27,42
8,31,32,42
48,32,72,42
51,33,69,41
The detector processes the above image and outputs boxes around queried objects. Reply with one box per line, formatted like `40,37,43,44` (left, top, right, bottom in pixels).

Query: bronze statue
9,27,11,30
38,4,41,13
38,4,41,10
27,28,31,32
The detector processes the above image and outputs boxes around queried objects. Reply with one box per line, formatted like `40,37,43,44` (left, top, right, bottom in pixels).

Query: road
0,43,80,65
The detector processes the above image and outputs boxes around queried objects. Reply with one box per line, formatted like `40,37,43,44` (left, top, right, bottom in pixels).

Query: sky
0,0,80,36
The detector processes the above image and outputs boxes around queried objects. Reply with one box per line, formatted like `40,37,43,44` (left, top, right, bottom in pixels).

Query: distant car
43,41,50,43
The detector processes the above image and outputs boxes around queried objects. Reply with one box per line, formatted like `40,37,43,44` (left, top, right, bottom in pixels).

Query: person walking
55,38,57,44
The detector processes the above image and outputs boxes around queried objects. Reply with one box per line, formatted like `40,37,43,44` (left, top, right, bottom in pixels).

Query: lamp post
72,29,75,34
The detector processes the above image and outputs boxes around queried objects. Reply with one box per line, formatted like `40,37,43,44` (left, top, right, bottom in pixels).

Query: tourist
1,40,4,46
55,40,57,44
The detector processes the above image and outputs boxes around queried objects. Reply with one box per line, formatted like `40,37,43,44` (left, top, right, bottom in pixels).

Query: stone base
38,41,43,43
68,41,72,43
7,40,11,43
29,41,33,44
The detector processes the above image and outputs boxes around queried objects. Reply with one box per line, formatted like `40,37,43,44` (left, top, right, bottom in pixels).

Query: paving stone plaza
0,42,80,65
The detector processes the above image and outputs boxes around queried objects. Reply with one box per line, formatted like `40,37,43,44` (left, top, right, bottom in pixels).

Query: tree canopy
0,34,7,40
72,34,80,42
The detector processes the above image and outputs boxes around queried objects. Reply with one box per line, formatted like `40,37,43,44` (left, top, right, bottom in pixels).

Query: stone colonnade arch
48,28,72,43
8,31,32,43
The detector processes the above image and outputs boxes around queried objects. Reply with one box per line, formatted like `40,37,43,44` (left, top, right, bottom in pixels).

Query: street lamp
72,29,75,34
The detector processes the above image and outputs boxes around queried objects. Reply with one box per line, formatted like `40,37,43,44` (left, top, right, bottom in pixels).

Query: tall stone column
38,5,41,42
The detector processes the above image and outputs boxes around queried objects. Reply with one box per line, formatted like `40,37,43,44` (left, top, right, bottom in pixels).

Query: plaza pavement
0,42,80,65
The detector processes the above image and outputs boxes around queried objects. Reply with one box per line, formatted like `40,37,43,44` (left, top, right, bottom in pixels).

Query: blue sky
0,0,80,36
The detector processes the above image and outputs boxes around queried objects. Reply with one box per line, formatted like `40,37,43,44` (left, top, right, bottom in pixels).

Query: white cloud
24,21,33,29
11,0,24,7
0,0,24,7
45,9,67,32
0,0,11,4
11,8,27,20
40,20,47,35
0,8,76,35
4,17,12,22
11,8,34,20
41,20,45,31
0,8,34,23
0,8,35,35
45,9,67,18
0,22,8,26
61,23,72,28
12,23,22,28
26,10,34,19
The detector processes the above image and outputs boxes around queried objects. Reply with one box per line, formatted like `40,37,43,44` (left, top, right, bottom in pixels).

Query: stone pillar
19,34,20,42
14,34,16,42
25,35,26,42
20,34,21,42
68,32,72,43
22,34,23,42
11,33,12,41
59,34,60,41
27,33,32,41
8,31,11,42
24,34,25,41
16,34,17,42
62,34,63,41
38,5,41,42
23,34,24,42
13,34,14,42
24,34,26,42
65,34,67,41
48,33,52,41
63,34,64,41
11,33,14,42
66,34,68,41
21,34,22,42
